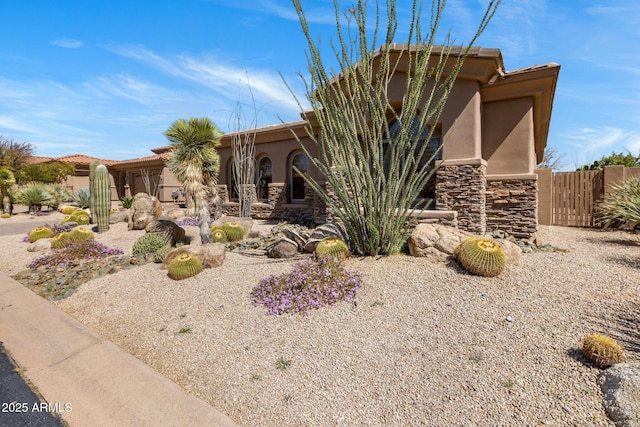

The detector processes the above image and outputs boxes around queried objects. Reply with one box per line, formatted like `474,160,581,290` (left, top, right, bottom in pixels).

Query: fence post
535,168,553,225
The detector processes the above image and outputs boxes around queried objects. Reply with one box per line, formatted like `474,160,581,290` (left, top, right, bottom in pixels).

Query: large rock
495,238,522,265
280,228,309,251
599,363,640,427
303,222,349,253
409,223,471,258
109,209,129,224
145,220,186,246
27,238,51,252
128,193,163,230
266,238,299,259
164,243,225,268
164,208,186,220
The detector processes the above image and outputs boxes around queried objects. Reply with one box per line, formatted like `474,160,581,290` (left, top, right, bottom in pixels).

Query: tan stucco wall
482,97,535,175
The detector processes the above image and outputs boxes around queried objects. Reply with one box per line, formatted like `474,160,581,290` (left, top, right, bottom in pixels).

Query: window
227,159,238,200
257,157,272,200
290,153,308,202
384,117,442,205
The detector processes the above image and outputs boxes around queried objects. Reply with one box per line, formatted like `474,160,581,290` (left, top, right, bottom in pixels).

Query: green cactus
93,164,111,233
315,237,349,260
69,227,94,243
89,160,101,224
70,211,91,225
28,226,55,242
455,237,506,277
167,253,203,280
154,244,172,263
50,232,71,249
221,222,243,242
132,233,168,256
582,334,624,368
211,228,227,243
61,206,75,215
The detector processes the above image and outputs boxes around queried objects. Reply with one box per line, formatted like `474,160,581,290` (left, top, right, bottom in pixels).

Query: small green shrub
596,176,640,228
132,233,168,256
14,184,55,213
120,195,134,209
167,253,203,280
582,334,624,368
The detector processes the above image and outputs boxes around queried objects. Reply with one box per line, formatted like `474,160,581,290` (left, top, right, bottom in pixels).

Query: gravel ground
2,212,640,426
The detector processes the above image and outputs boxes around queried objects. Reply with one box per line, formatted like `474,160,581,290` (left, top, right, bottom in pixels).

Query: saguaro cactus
89,159,101,223
93,164,111,232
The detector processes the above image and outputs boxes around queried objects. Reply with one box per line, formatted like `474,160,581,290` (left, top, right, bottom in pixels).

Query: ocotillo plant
93,164,111,232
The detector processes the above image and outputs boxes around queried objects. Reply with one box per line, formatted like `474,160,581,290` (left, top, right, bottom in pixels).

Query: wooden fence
536,165,640,227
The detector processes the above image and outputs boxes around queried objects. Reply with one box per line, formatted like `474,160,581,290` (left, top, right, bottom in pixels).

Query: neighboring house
32,46,560,239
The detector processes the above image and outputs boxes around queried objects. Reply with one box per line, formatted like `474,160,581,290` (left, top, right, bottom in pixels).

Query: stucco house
34,45,559,239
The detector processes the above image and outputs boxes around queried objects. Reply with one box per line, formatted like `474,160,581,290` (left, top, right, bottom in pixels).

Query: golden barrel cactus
582,334,624,368
167,253,203,281
455,237,506,277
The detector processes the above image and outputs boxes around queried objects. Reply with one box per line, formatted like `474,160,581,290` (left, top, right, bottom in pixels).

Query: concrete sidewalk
0,273,238,427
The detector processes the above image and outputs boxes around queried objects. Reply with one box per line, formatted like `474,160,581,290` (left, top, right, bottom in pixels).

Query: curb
0,273,238,426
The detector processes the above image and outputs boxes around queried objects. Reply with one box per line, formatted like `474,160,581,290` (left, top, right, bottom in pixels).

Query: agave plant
14,183,55,213
72,187,91,209
596,176,640,229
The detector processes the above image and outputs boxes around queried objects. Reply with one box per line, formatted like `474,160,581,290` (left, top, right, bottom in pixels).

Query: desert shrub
132,233,168,256
176,217,199,227
72,187,91,209
596,175,640,228
28,240,124,269
14,184,55,213
582,334,624,369
250,254,364,316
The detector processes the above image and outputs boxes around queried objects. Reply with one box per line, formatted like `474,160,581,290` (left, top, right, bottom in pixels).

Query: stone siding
435,164,487,234
485,179,537,238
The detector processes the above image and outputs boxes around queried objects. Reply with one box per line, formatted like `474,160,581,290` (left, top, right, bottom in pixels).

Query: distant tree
15,161,75,185
537,146,567,170
0,168,16,214
0,136,34,171
164,117,223,244
577,151,640,171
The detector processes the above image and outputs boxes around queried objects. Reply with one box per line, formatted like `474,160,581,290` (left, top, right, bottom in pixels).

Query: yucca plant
14,183,55,213
596,176,640,229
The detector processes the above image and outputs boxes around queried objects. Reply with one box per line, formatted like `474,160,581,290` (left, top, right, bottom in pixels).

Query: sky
1,0,639,170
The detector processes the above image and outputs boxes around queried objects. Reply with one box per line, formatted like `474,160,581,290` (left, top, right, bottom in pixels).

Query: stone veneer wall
485,178,537,238
435,164,487,234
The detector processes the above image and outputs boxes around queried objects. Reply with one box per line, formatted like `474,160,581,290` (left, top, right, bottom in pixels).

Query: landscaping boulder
266,238,299,259
303,222,349,253
145,220,186,246
165,208,185,220
280,228,309,251
599,363,640,427
494,238,522,265
109,209,128,224
27,238,51,252
128,193,163,230
409,223,471,258
164,243,225,268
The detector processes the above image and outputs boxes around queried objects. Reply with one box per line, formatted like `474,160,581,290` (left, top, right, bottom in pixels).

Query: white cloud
50,38,84,49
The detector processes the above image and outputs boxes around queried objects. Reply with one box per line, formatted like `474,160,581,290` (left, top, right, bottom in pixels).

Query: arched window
385,117,442,204
227,159,238,201
257,157,272,200
290,153,308,202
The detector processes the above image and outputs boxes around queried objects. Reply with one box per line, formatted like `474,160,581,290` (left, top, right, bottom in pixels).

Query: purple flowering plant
28,240,124,269
250,254,364,316
175,217,199,227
